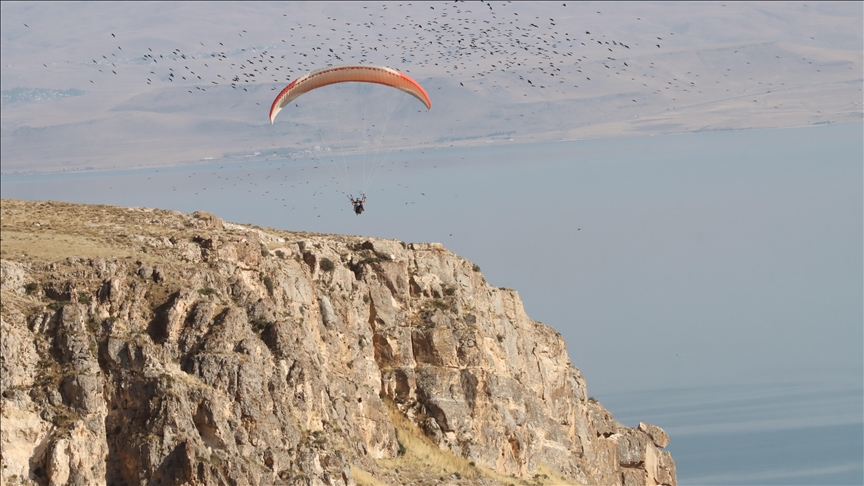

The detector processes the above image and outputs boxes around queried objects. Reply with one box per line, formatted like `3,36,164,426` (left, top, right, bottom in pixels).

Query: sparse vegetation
47,301,70,311
86,318,100,334
424,298,455,314
198,287,218,296
319,257,335,272
24,282,38,295
472,264,481,272
378,398,479,481
351,466,389,486
261,274,274,297
51,409,80,428
250,319,272,335
430,299,449,310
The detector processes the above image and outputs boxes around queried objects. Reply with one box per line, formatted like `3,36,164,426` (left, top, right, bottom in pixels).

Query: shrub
198,287,217,296
319,258,335,272
496,334,504,343
430,299,449,311
260,247,270,257
47,301,70,311
262,275,274,297
472,264,481,272
24,282,38,295
251,319,271,335
86,318,100,334
442,285,456,296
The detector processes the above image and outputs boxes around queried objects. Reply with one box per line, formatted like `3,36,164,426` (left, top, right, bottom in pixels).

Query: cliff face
0,200,675,486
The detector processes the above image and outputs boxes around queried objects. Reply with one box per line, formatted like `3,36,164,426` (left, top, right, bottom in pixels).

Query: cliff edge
0,199,675,486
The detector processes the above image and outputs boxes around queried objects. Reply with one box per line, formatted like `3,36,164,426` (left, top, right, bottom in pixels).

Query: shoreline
1,120,857,178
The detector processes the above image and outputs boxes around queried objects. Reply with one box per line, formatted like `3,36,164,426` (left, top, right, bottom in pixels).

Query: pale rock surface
0,200,676,485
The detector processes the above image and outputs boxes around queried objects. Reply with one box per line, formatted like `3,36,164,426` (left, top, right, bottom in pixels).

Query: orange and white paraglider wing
269,64,431,123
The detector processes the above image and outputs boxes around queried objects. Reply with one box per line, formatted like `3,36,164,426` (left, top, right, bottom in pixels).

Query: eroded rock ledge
0,200,675,485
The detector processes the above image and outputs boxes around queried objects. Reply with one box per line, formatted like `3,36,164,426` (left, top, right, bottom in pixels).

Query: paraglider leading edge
269,64,432,123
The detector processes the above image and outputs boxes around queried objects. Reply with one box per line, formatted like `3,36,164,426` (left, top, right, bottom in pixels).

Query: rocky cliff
0,199,675,486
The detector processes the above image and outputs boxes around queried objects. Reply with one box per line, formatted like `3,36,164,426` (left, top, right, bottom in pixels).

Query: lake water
3,122,862,484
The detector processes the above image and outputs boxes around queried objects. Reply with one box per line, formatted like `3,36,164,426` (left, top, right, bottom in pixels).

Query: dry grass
535,464,581,485
474,463,581,486
1,199,174,263
377,399,481,481
373,400,582,486
0,229,141,262
351,466,391,486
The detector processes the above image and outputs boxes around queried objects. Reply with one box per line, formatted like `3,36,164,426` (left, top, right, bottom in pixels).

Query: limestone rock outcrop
0,199,675,485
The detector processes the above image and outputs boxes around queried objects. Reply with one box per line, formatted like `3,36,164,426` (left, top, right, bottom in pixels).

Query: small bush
430,299,449,311
262,275,274,297
198,287,217,296
251,319,271,335
443,285,456,297
588,397,597,403
319,258,335,272
78,293,92,305
472,264,481,272
86,318,100,334
397,439,406,457
496,334,504,343
24,282,39,295
274,250,286,259
51,409,80,428
260,247,270,257
47,301,70,311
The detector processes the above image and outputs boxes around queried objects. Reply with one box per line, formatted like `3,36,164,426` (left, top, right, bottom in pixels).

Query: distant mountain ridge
0,199,675,485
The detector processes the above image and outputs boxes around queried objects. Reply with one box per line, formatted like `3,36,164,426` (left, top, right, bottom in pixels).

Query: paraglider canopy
269,64,431,123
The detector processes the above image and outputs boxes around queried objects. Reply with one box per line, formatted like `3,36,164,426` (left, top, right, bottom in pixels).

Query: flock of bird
60,1,839,128
73,2,732,100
